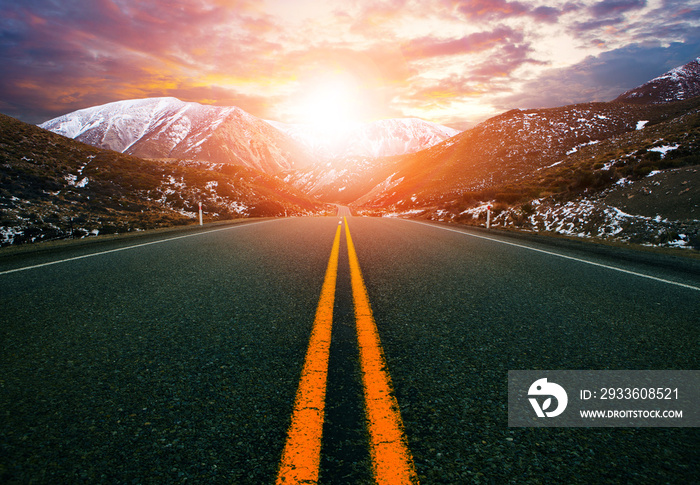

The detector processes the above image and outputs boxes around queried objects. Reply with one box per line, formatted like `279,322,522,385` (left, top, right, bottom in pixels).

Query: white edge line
407,220,700,292
0,220,274,276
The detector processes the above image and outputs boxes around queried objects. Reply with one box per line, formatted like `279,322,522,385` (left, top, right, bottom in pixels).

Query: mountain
0,113,330,246
265,118,459,160
40,98,459,176
274,118,459,203
615,56,700,104
39,97,312,174
350,102,661,207
340,55,700,248
282,155,406,204
290,101,657,206
349,97,700,247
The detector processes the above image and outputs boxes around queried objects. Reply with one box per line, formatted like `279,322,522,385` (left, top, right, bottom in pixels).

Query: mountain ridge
39,97,312,174
615,56,700,104
265,118,459,160
291,57,700,213
40,97,459,174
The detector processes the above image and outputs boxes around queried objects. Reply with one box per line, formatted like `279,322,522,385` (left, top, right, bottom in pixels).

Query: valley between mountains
1,57,699,249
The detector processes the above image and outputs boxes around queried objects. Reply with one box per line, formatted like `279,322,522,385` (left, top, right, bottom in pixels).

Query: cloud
573,16,626,31
453,0,528,20
1,0,699,126
471,42,545,80
589,0,646,17
568,0,646,32
451,0,566,22
394,35,545,125
403,75,488,102
0,0,282,122
568,0,700,53
401,27,524,59
531,6,562,22
346,0,411,32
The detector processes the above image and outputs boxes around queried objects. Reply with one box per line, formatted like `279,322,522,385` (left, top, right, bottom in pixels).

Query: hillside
352,97,700,248
350,98,698,206
0,113,330,246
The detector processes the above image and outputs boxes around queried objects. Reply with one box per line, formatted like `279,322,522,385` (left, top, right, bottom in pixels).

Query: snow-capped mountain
39,97,311,174
40,97,459,175
266,118,459,160
270,117,459,202
282,155,407,204
615,56,700,104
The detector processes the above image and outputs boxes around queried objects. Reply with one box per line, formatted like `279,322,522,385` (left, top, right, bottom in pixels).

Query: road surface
1,214,698,483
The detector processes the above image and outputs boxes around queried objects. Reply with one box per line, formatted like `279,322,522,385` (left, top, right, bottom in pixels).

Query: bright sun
295,73,362,127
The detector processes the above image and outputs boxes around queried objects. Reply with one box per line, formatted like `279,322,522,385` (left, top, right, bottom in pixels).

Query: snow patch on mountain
41,97,190,152
40,97,250,154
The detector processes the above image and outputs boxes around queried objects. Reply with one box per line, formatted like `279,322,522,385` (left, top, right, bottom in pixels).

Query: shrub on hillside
495,191,524,204
248,200,285,217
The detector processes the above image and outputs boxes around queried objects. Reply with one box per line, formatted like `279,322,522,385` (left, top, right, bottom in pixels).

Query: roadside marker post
486,205,492,229
198,202,203,226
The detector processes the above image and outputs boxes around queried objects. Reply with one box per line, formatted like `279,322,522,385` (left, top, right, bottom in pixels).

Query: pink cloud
450,0,565,22
453,0,529,19
2,0,698,127
402,27,524,59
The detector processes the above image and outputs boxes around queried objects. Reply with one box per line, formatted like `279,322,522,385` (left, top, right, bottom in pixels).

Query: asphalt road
1,215,698,484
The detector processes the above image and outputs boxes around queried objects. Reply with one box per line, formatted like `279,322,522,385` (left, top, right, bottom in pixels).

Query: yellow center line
276,223,342,484
344,217,419,484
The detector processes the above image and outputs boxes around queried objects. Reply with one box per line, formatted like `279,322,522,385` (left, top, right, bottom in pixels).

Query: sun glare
295,73,363,128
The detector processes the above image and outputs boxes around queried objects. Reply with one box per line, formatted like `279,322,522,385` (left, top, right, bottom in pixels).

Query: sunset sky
1,0,699,129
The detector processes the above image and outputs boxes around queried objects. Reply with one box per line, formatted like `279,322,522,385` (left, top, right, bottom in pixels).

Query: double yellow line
276,218,418,484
